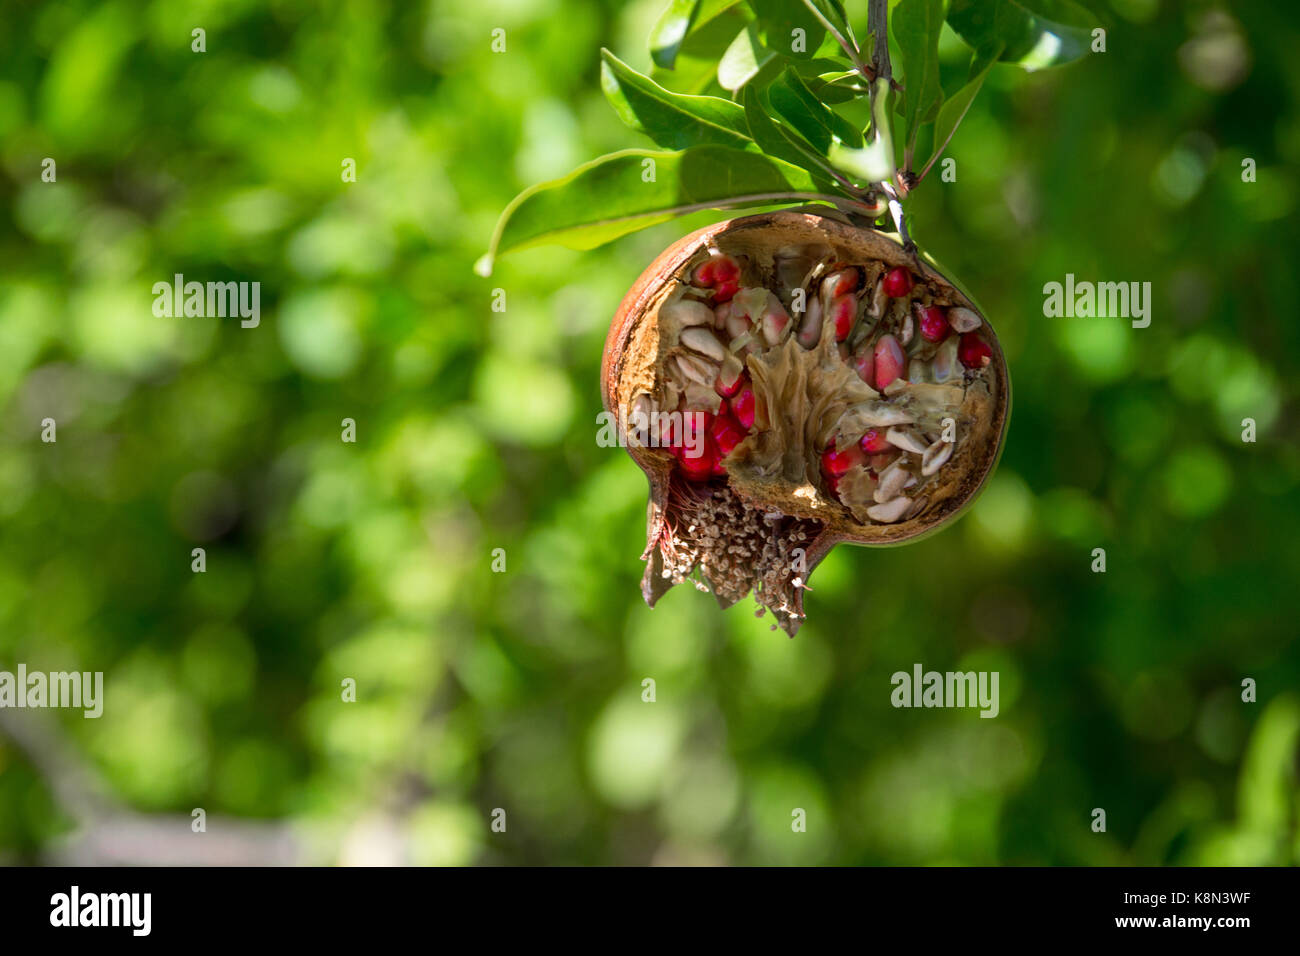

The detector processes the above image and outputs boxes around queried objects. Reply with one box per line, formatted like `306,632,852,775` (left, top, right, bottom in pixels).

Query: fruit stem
878,181,913,251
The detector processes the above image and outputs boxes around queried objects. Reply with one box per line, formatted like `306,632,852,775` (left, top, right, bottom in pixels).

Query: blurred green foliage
0,0,1297,866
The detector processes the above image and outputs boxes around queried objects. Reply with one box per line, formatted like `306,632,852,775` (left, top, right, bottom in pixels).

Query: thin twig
802,0,876,86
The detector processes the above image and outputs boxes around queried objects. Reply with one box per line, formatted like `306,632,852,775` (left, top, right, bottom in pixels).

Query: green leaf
827,137,893,185
768,70,862,151
947,0,1099,71
892,0,945,156
649,0,700,69
652,5,754,94
749,0,823,60
650,0,747,69
601,49,754,150
922,52,998,177
790,56,857,77
799,66,869,104
718,22,779,91
741,85,842,188
827,77,895,184
478,147,827,274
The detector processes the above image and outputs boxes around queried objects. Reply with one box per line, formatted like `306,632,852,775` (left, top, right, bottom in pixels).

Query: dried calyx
603,211,1009,636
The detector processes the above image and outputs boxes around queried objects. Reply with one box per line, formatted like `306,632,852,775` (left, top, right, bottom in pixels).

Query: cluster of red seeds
819,266,991,497
665,255,992,500
662,255,758,479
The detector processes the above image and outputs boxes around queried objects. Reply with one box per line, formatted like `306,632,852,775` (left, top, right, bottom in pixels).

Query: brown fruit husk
601,208,1011,636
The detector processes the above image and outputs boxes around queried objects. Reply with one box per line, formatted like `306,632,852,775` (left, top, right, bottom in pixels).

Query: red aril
860,428,891,454
710,413,746,458
882,267,913,298
958,332,992,368
917,305,949,343
873,334,906,390
831,295,856,342
677,441,718,481
823,267,859,298
729,385,755,430
821,442,864,477
852,347,874,386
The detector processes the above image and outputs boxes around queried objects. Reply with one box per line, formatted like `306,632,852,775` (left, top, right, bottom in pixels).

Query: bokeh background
0,0,1296,866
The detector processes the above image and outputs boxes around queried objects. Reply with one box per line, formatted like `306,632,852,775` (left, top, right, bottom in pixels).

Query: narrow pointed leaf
800,66,870,104
479,147,826,274
650,0,747,69
947,0,1099,71
893,0,945,153
649,0,700,69
651,5,755,95
769,69,863,151
924,53,998,176
718,23,778,91
601,49,754,150
750,0,824,60
741,85,842,189
827,77,895,183
828,136,893,184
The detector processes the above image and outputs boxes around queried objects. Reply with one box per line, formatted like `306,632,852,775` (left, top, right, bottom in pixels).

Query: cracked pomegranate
602,210,1010,636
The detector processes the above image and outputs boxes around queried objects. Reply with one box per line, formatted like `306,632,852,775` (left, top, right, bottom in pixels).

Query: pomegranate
602,209,1010,635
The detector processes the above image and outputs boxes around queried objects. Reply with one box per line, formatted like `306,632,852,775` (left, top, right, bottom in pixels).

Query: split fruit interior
602,210,1009,636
